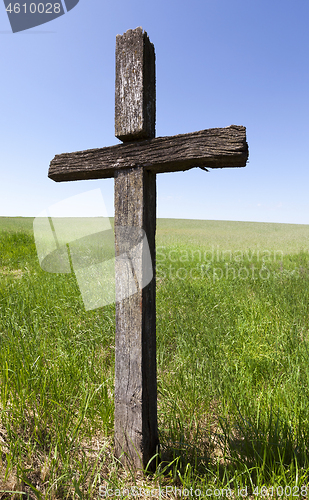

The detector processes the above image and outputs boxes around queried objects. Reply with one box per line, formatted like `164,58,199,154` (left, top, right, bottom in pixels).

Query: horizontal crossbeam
48,125,248,182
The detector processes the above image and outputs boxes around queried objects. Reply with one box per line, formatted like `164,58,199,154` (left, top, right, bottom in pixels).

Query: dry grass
0,268,23,279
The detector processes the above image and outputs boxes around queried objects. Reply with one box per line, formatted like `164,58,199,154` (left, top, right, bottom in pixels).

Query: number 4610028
6,3,61,14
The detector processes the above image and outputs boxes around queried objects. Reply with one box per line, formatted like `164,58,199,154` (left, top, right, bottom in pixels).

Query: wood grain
48,125,248,182
114,166,158,469
115,27,156,141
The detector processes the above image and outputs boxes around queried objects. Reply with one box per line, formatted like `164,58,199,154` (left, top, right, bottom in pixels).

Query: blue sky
1,0,309,224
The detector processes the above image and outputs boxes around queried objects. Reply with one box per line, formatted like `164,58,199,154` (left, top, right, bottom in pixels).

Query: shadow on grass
219,406,309,483
155,407,309,489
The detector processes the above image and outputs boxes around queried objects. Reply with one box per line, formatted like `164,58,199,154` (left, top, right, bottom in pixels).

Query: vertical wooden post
115,27,155,141
114,27,159,469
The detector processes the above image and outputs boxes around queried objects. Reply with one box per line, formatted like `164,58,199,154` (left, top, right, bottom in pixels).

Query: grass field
1,216,309,499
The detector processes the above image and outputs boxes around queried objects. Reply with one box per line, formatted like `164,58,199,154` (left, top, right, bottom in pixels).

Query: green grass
1,217,309,498
0,217,34,234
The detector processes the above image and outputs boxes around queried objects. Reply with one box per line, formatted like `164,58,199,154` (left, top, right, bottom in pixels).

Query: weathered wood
48,25,249,472
114,166,158,469
115,27,155,141
48,125,248,182
114,26,158,470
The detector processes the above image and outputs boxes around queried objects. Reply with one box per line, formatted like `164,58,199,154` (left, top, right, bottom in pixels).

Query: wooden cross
48,27,248,470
